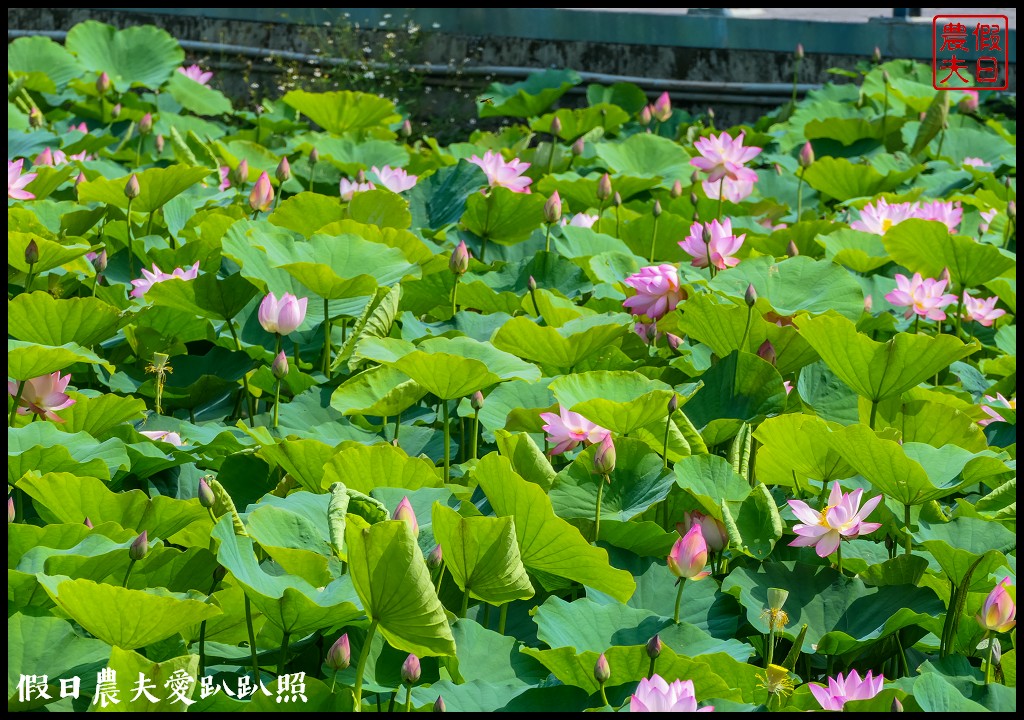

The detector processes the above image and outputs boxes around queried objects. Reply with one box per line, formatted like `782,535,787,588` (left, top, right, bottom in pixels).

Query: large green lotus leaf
410,681,588,714
329,365,427,417
533,103,631,140
491,314,631,369
24,166,76,202
7,521,133,567
245,504,335,587
8,233,92,274
97,646,199,712
407,160,489,231
753,413,855,486
871,398,989,451
710,256,864,320
818,228,893,273
77,166,211,213
722,561,943,655
65,21,182,91
478,68,581,118
675,454,754,527
549,371,675,435
19,472,208,540
677,292,768,356
794,312,978,402
268,192,347,238
586,82,648,114
595,519,677,557
282,89,400,134
883,218,1016,289
7,614,110,710
905,672,989,713
8,36,84,92
17,534,139,582
322,442,441,495
537,173,661,215
146,271,258,321
10,420,130,478
444,618,549,688
473,454,635,602
720,482,783,561
685,351,786,431
165,70,232,116
345,518,455,656
7,292,126,348
211,517,362,636
242,427,337,493
549,438,675,522
478,379,554,436
432,504,534,605
595,132,692,184
802,155,920,201
332,283,402,373
461,187,547,245
297,133,409,175
493,430,557,491
53,395,146,439
348,188,413,230
918,516,1015,589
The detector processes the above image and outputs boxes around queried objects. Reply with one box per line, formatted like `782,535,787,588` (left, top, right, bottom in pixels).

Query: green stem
662,413,672,470
739,305,753,352
498,603,508,635
9,381,25,427
352,619,380,708
715,176,724,222
647,656,657,679
649,214,659,263
546,135,556,176
480,236,488,263
482,604,491,629
244,594,261,680
394,412,401,442
434,562,445,595
442,400,451,483
121,559,137,588
322,298,332,378
126,197,135,276
765,627,775,669
836,541,843,575
308,162,316,193
984,630,994,684
460,587,470,618
330,672,337,694
596,200,605,233
869,399,879,430
935,129,946,161
796,169,805,219
146,210,155,238
616,204,621,238
451,276,459,317
544,223,552,253
599,684,609,708
387,692,396,713
199,619,208,676
954,291,965,337
882,81,889,134
273,379,281,429
278,631,290,676
24,262,36,293
226,319,256,426
1002,216,1014,250
471,410,479,461
904,504,912,555
529,286,541,319
404,684,413,713
791,57,801,106
673,578,686,624
913,314,920,335
135,135,143,168
593,477,606,543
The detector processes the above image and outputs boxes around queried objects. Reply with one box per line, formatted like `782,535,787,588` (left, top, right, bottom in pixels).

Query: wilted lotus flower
978,393,1015,427
369,165,417,193
884,272,957,321
249,171,274,212
690,131,761,184
962,293,1006,327
401,654,421,685
257,292,308,335
339,177,376,201
8,159,37,200
809,670,884,711
630,675,713,713
130,262,200,299
140,430,185,446
393,496,419,536
622,264,686,320
850,198,919,235
680,219,745,270
8,372,76,422
178,64,214,85
915,200,963,233
976,577,1016,633
677,510,728,553
129,530,149,561
326,633,351,670
667,525,710,580
539,406,609,456
467,150,532,193
788,482,882,557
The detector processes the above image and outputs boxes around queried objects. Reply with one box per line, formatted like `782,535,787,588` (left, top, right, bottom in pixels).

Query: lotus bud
593,653,611,684
667,525,709,579
702,225,713,244
646,634,662,659
795,43,804,61
872,46,882,64
666,333,682,351
690,192,699,208
614,191,623,208
29,107,45,128
596,173,613,202
757,339,777,366
471,391,485,411
882,70,890,85
198,477,216,508
528,275,537,292
550,116,563,137
326,633,351,671
249,171,274,212
891,697,904,712
111,103,122,119
402,653,421,685
668,394,679,413
25,239,39,266
677,510,728,553
138,112,153,135
400,119,412,138
276,157,291,183
124,174,140,199
427,543,443,569
744,283,758,307
96,71,111,95
1008,200,1016,220
449,240,470,276
572,137,585,157
258,292,308,336
787,240,799,257
940,267,951,286
84,516,94,528
271,350,289,380
434,696,446,712
653,199,662,217
690,170,701,185
593,433,616,476
976,577,1016,633
91,249,108,273
671,179,683,198
129,530,149,561
544,191,562,224
213,564,227,582
155,134,165,153
799,142,815,169
639,105,652,126
707,106,715,123
309,147,319,165
75,172,87,186
7,497,14,524
393,496,419,537
232,160,249,186
864,294,874,313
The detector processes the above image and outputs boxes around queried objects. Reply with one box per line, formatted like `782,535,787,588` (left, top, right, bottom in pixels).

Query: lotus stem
904,504,912,555
442,400,451,483
1002,215,1014,250
451,276,459,317
404,685,413,713
480,236,488,263
273,379,282,429
353,619,380,709
673,578,686,624
135,135,143,169
647,655,657,679
460,587,471,618
715,177,725,222
126,197,135,276
277,631,290,676
739,305,753,352
498,603,509,636
9,381,25,427
869,399,879,430
765,625,775,669
483,604,492,629
662,415,672,470
649,214,659,263
322,298,332,378
121,559,137,588
227,319,256,426
796,168,805,219
471,409,480,461
593,475,607,543
544,223,552,252
599,684,610,708
984,630,995,684
24,261,36,293
546,135,556,176
394,412,401,442
882,80,889,133
244,594,261,680
836,542,843,575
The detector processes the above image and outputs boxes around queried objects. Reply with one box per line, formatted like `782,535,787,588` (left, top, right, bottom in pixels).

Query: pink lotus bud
653,199,662,217
787,240,799,257
593,433,616,476
639,105,652,126
701,225,713,244
75,172,87,186
614,191,623,208
671,180,683,198
666,333,682,351
677,510,728,553
652,91,672,122
84,517,94,528
7,497,14,524
707,106,716,122
690,192,699,208
449,240,470,276
795,43,805,61
471,391,485,410
667,525,710,578
155,134,165,153
757,339,777,366
544,191,562,224
646,634,662,659
550,116,563,136
356,168,367,184
276,157,291,183
528,275,537,292
124,174,140,199
326,633,351,670
864,294,874,313
799,142,815,168
111,103,122,119
25,239,39,266
138,112,153,135
434,696,446,712
572,137,585,156
744,283,758,307
400,119,413,138
393,496,419,537
668,394,679,413
882,70,891,85
1008,201,1016,220
249,171,274,212
232,159,249,186
271,350,289,380
959,91,979,113
258,292,308,336
976,577,1016,633
198,478,216,508
96,71,111,95
872,46,882,64
594,653,611,684
597,173,613,202
940,267,952,286
91,249,108,272
129,530,149,560
309,147,320,165
401,653,421,685
892,697,904,712
427,543,443,569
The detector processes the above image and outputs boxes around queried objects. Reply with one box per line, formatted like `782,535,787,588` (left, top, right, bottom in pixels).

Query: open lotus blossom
963,157,990,168
915,200,963,233
539,406,609,455
178,64,213,85
703,176,755,203
369,165,417,193
979,393,1015,426
561,212,599,228
680,219,745,270
884,273,957,321
788,482,882,557
216,166,232,191
130,262,201,299
850,198,919,235
979,208,999,233
690,131,761,184
258,291,308,335
467,150,532,193
677,510,728,553
977,577,1016,633
962,293,1006,326
8,159,37,200
623,264,686,320
667,525,710,580
139,430,185,446
35,148,66,166
8,372,76,422
630,675,713,713
809,670,885,711
339,177,376,201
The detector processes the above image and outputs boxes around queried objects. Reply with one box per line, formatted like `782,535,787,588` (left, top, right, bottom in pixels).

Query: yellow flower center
818,506,835,528
881,218,894,233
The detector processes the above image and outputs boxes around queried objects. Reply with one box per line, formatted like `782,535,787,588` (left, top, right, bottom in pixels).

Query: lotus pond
7,20,1017,713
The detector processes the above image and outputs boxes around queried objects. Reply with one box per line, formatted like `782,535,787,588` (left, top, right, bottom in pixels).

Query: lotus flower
392,496,419,536
560,213,599,228
401,654,421,685
633,321,661,344
979,208,999,233
850,198,918,235
7,372,76,422
702,176,755,203
467,150,532,193
369,165,417,193
339,177,376,201
788,482,882,557
680,219,745,270
962,293,1006,326
884,273,957,321
622,264,686,320
8,159,37,200
976,577,1016,633
539,406,609,456
651,91,672,122
668,525,710,580
257,292,308,335
629,675,713,712
915,200,962,233
139,430,184,446
178,64,213,85
130,262,200,299
979,393,1015,427
326,634,351,671
809,670,885,711
249,171,274,212
34,148,67,166
217,166,232,191
690,131,761,184
963,157,989,168
677,510,728,553
593,433,616,475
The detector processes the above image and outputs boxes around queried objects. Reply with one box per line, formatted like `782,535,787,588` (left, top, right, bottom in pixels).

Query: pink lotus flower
217,166,231,191
650,92,672,123
339,177,376,201
977,577,1016,633
850,198,918,235
630,675,713,713
634,321,661,344
467,150,532,193
8,372,76,422
962,293,1006,326
623,264,686,320
369,165,417,193
690,131,761,184
139,430,185,446
130,262,201,299
703,177,755,203
539,406,609,455
677,510,728,553
884,273,957,321
178,64,213,85
8,159,37,200
957,88,979,113
561,213,599,229
680,219,745,270
979,208,999,233
783,380,794,395
257,292,308,335
34,148,68,166
915,200,962,233
392,496,419,536
809,670,884,711
68,121,89,134
788,482,882,557
667,525,710,580
979,393,1015,427
963,157,989,168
